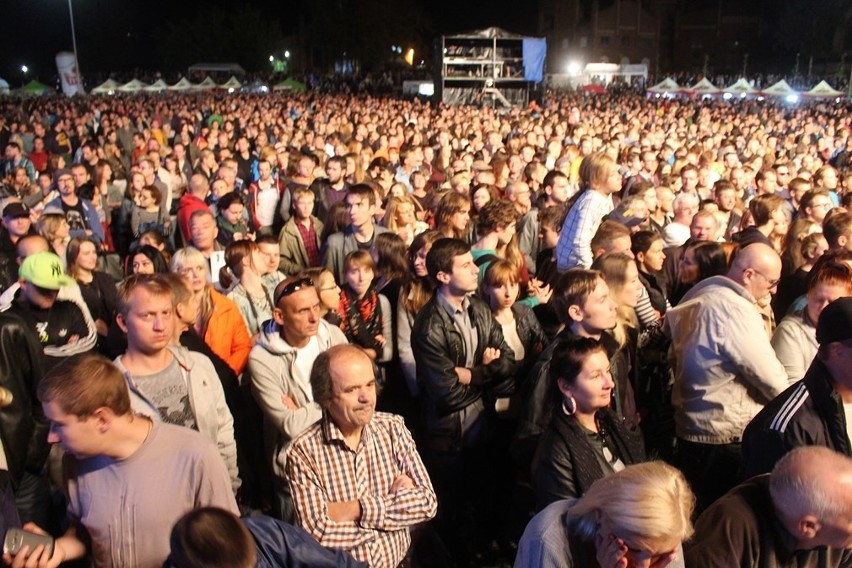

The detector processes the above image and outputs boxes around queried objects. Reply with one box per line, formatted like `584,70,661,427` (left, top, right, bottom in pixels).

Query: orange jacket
205,290,252,375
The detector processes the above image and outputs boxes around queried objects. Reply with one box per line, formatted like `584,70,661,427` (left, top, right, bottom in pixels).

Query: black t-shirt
61,199,88,233
10,295,91,370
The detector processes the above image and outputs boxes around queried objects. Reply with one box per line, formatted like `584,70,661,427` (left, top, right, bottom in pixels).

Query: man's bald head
729,243,782,299
770,446,852,549
16,234,49,264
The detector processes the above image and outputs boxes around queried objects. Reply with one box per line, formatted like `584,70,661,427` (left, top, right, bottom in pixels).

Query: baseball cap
606,203,645,229
2,203,29,219
19,252,75,290
816,297,852,345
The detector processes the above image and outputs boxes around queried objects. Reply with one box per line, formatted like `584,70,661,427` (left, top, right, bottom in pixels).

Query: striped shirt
287,411,437,568
555,190,613,271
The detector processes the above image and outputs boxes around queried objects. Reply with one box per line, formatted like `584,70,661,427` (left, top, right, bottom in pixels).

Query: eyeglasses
810,202,832,210
274,277,314,305
750,268,780,288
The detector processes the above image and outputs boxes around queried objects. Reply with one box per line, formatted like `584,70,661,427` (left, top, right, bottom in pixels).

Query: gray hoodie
248,318,347,477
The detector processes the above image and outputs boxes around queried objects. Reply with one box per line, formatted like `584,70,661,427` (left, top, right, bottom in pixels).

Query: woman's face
487,280,519,310
560,350,614,415
132,253,155,275
616,262,642,309
56,219,70,239
318,271,341,310
389,184,406,199
76,241,98,272
678,248,699,285
640,239,666,273
131,173,145,192
249,248,267,276
450,206,471,233
807,282,850,325
412,245,430,278
771,207,789,237
397,203,415,226
345,264,374,298
472,188,491,212
178,263,207,293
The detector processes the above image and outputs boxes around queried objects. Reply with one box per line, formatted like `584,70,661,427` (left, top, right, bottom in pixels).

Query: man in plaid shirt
287,345,437,568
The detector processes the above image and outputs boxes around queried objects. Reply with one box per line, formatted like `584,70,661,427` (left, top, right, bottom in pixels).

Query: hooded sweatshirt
248,318,347,477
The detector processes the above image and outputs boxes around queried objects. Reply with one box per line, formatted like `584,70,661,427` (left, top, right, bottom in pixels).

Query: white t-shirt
294,336,321,394
255,181,279,227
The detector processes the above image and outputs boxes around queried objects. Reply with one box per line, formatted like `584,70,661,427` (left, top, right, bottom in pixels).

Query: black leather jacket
0,310,50,486
412,294,518,452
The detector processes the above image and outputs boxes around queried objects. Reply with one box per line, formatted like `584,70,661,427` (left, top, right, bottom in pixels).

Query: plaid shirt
555,190,613,270
287,411,437,568
295,218,321,268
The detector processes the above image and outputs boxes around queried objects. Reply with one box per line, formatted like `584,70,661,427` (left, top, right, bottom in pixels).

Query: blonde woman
171,247,252,375
37,211,71,267
518,461,694,568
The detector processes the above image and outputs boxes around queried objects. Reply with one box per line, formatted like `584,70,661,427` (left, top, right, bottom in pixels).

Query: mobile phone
3,528,54,558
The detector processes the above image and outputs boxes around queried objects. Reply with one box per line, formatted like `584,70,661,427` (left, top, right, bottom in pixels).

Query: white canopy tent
0,78,11,94
196,77,218,90
647,78,680,94
144,79,168,92
117,79,148,93
168,77,196,91
723,78,757,96
761,80,798,97
91,79,120,95
684,77,720,96
218,76,242,90
804,80,843,98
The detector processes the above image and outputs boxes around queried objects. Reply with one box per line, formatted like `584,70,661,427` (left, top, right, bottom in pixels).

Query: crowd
0,87,851,568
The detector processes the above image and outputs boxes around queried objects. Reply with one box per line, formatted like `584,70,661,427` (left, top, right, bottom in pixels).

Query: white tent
723,78,757,95
196,77,218,90
168,77,196,91
0,78,10,94
218,76,242,90
144,79,168,92
804,80,843,98
117,79,148,92
761,80,798,97
91,79,120,95
684,77,720,96
647,78,680,94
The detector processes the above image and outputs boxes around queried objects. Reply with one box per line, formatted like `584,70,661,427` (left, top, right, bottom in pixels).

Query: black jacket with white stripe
742,358,849,479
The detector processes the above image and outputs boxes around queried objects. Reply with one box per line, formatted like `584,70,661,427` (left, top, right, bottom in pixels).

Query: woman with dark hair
396,231,443,398
224,240,275,338
671,241,728,305
300,267,343,327
631,230,670,326
66,236,118,351
127,244,170,276
530,336,646,508
433,191,472,242
370,232,408,319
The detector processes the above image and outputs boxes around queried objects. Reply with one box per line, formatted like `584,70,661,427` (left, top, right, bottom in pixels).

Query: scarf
338,284,383,352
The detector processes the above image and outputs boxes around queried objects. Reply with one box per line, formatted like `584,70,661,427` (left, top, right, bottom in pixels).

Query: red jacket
177,193,211,244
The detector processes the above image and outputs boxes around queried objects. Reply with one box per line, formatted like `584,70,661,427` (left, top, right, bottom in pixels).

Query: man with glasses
664,243,788,513
248,276,347,521
799,189,834,225
45,168,104,247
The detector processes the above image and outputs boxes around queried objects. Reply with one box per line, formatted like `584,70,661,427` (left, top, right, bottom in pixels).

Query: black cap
2,203,29,219
816,297,852,345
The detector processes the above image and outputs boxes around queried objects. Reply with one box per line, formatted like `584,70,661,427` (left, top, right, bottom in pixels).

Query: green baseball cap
19,252,75,290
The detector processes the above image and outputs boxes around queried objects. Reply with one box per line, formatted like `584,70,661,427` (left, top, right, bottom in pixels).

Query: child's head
218,192,245,226
139,185,162,208
538,204,566,249
343,250,375,298
292,187,315,220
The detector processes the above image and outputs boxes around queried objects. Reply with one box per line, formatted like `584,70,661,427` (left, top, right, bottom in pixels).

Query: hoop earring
562,395,577,416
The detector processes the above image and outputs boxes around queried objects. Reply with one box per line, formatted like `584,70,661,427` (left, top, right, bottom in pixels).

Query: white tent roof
168,77,196,91
144,79,168,92
91,79,120,94
761,80,798,97
196,77,218,90
685,77,720,94
218,76,242,90
0,77,11,92
723,78,757,95
647,78,680,93
804,80,843,98
117,79,148,92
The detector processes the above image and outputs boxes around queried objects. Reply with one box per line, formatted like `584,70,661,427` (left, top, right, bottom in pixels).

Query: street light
20,65,28,74
284,50,290,59
269,55,274,62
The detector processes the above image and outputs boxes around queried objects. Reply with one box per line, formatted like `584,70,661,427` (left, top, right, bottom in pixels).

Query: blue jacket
46,196,105,245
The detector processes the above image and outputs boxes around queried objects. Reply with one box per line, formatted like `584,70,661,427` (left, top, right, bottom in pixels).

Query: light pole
68,0,81,79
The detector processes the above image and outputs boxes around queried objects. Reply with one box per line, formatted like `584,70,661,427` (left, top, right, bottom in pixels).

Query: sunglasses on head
274,277,314,305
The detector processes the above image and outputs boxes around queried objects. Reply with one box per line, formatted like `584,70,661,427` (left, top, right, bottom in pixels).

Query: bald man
664,243,788,512
686,446,852,567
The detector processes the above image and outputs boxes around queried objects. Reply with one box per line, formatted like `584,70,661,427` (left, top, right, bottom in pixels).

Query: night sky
0,0,538,84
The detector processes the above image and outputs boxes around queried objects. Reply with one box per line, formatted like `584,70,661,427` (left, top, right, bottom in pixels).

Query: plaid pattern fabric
295,218,321,268
287,412,437,568
555,190,613,270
